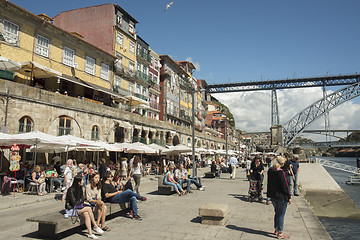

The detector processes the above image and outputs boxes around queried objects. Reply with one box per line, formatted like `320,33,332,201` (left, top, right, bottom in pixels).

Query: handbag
69,203,90,224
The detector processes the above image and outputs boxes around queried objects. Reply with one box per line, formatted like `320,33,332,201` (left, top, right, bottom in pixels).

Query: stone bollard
199,203,229,226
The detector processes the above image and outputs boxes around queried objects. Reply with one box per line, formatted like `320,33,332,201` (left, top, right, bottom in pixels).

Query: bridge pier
270,125,283,146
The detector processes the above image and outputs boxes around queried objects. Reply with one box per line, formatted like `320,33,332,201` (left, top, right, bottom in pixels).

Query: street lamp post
225,117,228,161
191,88,196,177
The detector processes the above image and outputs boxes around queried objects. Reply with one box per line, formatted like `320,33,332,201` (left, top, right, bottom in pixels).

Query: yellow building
0,1,120,105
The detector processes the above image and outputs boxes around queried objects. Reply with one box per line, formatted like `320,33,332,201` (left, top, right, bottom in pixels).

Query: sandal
101,226,111,231
277,233,290,239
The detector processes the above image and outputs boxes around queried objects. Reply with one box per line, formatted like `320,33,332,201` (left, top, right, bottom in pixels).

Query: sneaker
87,234,98,239
187,190,193,193
294,193,299,196
139,196,147,201
199,187,205,191
133,214,142,220
128,210,133,218
93,227,104,234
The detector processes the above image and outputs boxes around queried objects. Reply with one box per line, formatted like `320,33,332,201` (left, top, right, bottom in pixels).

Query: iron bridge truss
290,141,360,148
206,74,360,93
283,82,360,146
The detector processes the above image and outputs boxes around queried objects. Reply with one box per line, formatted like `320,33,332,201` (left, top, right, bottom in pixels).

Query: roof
160,55,188,76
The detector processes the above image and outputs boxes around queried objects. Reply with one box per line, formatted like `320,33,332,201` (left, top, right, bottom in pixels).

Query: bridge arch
283,82,360,146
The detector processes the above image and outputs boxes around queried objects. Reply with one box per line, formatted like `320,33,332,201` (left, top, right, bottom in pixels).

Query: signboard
9,144,20,172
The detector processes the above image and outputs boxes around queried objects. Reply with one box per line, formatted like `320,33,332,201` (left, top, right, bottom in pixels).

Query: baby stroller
248,172,263,203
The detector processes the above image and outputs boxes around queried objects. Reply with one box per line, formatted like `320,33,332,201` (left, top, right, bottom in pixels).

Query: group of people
64,156,148,239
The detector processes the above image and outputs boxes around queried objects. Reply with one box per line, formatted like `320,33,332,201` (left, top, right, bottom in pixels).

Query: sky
9,0,360,141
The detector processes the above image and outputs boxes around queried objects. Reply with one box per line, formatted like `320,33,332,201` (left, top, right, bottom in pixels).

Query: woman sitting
210,161,221,178
101,172,146,220
65,176,104,239
164,166,186,196
85,173,110,232
31,165,46,196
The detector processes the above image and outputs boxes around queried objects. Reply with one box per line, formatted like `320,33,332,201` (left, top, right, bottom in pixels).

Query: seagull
165,2,174,12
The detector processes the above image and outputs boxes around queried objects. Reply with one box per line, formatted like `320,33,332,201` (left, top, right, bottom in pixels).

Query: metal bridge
310,157,360,174
206,74,360,93
291,141,360,148
205,74,360,147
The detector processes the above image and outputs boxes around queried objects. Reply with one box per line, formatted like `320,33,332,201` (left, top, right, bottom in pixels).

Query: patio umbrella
162,144,192,155
0,56,21,71
125,142,156,154
148,143,167,154
18,61,61,79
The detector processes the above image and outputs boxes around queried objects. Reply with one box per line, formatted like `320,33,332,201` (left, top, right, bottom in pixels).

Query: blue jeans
271,198,288,233
111,189,140,215
164,179,182,192
178,179,202,191
292,173,298,194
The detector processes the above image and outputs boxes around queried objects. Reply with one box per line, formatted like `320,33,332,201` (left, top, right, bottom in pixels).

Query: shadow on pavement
226,225,277,238
190,216,202,224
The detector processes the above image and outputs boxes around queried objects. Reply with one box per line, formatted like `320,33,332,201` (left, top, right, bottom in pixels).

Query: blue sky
10,0,360,84
9,0,360,138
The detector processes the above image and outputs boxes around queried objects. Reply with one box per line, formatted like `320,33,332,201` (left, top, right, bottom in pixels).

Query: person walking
267,156,291,239
228,155,238,179
128,155,144,194
290,155,300,196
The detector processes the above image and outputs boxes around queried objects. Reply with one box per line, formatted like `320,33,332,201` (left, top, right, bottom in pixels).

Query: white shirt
229,156,238,166
64,166,73,183
246,160,252,170
132,162,142,175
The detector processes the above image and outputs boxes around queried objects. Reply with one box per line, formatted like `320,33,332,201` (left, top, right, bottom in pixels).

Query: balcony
150,139,165,146
180,78,192,90
136,49,151,63
115,64,135,81
136,70,151,85
149,101,161,110
150,82,160,92
179,112,191,122
134,92,148,101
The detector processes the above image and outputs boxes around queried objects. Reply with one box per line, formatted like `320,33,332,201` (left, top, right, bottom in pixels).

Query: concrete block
199,203,229,218
201,216,227,226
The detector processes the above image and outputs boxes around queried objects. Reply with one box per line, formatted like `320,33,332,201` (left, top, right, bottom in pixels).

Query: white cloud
185,57,200,72
213,87,360,141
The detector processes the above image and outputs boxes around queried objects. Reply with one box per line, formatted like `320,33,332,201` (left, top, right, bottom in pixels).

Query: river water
313,156,360,240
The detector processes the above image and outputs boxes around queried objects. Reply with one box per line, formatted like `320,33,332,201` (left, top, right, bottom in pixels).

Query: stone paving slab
0,167,331,239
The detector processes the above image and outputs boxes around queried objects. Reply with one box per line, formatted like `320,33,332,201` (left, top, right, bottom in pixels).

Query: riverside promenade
0,167,331,240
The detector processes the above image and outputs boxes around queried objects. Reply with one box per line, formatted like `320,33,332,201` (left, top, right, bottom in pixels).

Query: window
3,19,19,44
116,14,122,25
114,75,122,88
137,63,141,71
116,32,123,45
143,66,147,75
142,87,147,97
35,35,49,57
18,116,33,133
136,83,141,94
85,56,95,75
129,24,135,35
130,42,135,54
63,47,75,67
100,63,109,80
128,82,133,93
58,116,72,136
129,62,135,76
91,126,100,141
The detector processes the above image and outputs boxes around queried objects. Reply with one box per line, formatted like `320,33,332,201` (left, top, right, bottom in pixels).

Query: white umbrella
148,143,167,154
125,142,156,154
0,56,21,71
162,144,192,155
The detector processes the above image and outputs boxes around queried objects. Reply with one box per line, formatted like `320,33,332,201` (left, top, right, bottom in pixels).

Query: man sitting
101,172,146,220
174,164,204,193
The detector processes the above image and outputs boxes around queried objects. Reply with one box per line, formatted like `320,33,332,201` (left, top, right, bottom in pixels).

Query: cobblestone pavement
0,167,331,240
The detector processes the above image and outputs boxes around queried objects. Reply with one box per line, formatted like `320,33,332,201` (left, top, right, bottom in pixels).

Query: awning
142,126,150,132
125,95,149,106
61,74,94,88
86,81,126,100
149,128,157,132
0,56,21,71
116,120,133,129
18,61,61,78
169,130,177,134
